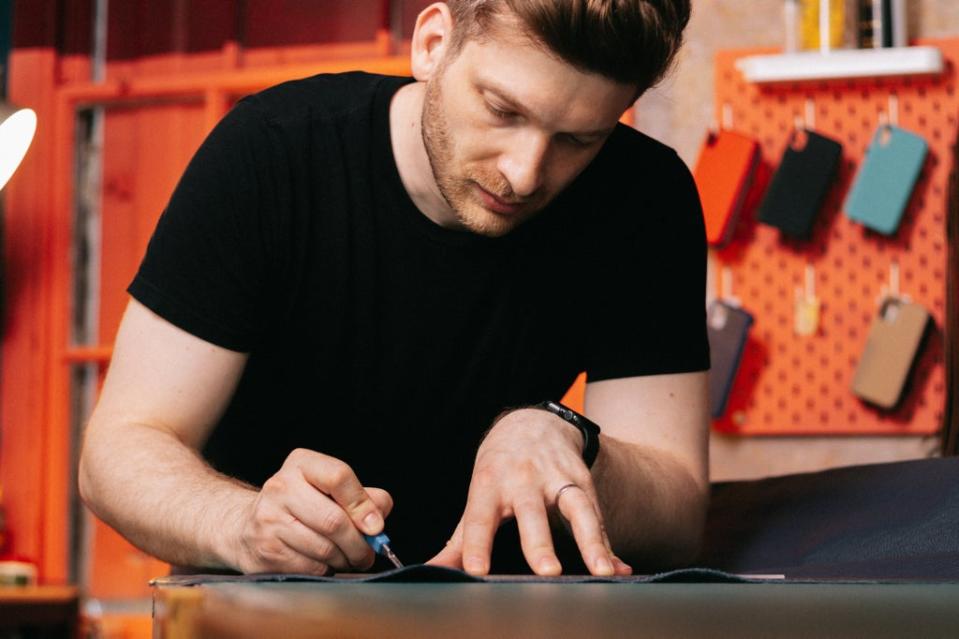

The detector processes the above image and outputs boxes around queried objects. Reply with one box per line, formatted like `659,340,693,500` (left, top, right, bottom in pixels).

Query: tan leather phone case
852,298,931,409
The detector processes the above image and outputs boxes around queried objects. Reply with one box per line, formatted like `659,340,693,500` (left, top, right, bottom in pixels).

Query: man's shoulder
559,124,703,240
238,71,409,125
571,124,694,208
594,123,686,176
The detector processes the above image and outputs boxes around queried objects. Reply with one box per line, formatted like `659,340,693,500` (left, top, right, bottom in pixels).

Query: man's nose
497,131,549,199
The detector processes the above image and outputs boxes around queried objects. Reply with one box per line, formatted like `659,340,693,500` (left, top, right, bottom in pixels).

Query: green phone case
844,125,928,235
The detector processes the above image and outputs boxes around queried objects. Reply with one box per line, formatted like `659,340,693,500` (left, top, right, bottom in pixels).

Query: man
79,0,708,578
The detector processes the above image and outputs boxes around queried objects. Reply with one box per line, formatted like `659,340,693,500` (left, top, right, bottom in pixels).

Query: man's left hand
426,408,633,577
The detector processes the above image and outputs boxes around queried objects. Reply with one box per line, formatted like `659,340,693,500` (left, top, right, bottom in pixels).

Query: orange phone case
693,129,760,246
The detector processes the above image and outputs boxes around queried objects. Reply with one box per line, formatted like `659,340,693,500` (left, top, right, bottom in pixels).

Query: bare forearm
78,420,253,569
591,435,708,569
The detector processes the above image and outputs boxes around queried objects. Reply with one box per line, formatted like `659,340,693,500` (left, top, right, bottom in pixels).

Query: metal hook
722,103,734,130
722,266,733,300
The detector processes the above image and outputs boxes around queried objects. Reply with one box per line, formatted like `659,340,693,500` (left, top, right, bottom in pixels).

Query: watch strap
533,400,601,468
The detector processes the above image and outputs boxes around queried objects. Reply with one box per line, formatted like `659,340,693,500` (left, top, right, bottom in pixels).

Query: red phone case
693,130,760,246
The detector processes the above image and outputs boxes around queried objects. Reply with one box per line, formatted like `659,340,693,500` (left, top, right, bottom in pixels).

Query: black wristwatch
534,400,601,468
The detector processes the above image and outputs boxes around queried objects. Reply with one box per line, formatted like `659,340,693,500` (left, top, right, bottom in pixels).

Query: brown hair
444,0,691,94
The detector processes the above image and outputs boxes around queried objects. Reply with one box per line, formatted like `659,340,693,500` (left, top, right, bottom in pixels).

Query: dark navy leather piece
153,564,749,586
700,457,959,580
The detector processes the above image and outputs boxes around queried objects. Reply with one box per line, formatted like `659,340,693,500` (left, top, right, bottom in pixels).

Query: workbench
151,573,959,639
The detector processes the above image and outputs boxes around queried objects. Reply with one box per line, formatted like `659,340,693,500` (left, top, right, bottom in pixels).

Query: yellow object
794,291,821,336
794,264,821,337
800,0,845,50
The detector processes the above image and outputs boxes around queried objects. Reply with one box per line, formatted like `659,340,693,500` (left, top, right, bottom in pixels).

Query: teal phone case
844,125,928,235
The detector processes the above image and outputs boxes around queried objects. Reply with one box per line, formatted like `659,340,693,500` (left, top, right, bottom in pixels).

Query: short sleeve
584,147,710,381
128,99,281,352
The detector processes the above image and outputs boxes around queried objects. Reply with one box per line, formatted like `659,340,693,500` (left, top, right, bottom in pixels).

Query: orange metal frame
4,29,410,583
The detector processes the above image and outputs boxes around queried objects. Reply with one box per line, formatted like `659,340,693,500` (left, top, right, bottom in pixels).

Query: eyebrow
478,81,615,139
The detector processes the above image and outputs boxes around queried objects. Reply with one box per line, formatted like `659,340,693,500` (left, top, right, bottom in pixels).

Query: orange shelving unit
712,41,957,436
1,0,429,594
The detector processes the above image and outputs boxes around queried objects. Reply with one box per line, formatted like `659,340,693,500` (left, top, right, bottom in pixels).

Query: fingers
426,521,464,569
613,556,633,576
290,449,386,536
460,482,502,576
554,485,615,576
275,518,350,572
285,478,375,570
365,487,394,519
514,496,562,576
287,453,401,571
253,449,396,572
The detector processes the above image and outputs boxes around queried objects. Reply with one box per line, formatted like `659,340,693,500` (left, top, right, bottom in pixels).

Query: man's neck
389,82,458,229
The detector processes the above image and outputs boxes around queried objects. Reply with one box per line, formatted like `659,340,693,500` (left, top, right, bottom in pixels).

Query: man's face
420,17,636,237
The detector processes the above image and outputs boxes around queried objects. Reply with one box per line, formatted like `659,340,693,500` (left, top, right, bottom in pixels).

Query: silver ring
553,482,581,506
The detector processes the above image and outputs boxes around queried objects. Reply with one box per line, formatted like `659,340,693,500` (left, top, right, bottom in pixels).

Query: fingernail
539,558,561,575
465,556,487,574
595,557,614,575
363,511,383,532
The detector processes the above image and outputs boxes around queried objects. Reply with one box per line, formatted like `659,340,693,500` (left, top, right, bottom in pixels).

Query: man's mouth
473,183,523,215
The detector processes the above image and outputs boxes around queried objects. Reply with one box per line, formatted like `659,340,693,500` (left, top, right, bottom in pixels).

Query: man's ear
410,2,455,81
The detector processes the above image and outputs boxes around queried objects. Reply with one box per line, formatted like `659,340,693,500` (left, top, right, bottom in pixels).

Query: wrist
209,488,257,571
531,400,602,468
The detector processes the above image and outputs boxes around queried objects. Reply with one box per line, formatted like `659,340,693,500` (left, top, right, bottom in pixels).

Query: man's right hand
229,448,393,575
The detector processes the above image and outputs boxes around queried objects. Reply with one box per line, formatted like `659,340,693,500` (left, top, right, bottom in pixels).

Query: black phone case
707,300,754,418
758,129,843,240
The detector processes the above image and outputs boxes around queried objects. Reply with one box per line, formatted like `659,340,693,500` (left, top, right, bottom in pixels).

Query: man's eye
562,134,591,147
486,103,513,120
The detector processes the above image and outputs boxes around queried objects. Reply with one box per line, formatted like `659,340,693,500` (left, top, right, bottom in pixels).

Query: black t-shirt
129,71,709,567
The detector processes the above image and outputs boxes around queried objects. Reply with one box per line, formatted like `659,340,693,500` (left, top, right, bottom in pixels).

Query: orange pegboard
712,39,957,435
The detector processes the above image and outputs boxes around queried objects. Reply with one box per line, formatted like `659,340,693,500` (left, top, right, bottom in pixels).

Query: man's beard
421,74,532,238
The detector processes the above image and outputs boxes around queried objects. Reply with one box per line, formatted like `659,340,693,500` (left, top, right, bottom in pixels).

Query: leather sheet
154,564,749,586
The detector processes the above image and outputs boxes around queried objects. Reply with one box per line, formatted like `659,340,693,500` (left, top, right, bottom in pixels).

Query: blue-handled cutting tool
364,533,403,568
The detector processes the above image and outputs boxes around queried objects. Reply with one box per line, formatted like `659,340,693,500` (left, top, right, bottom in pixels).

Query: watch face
537,400,600,468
